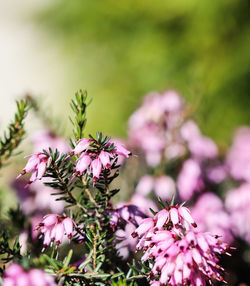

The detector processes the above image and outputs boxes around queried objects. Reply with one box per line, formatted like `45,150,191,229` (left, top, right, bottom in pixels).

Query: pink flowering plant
0,89,242,285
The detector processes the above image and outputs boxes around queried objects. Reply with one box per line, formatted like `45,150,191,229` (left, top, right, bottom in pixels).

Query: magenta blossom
72,138,91,155
36,214,75,250
3,263,56,286
135,175,176,201
225,183,250,244
17,153,49,186
115,223,138,259
188,135,218,159
177,159,203,200
111,140,131,158
131,205,197,239
72,137,131,182
91,157,102,181
191,193,233,243
75,153,92,175
32,129,70,154
180,120,218,159
132,204,232,285
154,175,176,201
135,175,154,196
142,230,230,285
226,127,250,181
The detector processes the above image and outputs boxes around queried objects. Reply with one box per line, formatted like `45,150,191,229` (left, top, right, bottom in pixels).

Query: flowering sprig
12,91,134,285
72,133,131,183
0,99,29,168
36,214,75,250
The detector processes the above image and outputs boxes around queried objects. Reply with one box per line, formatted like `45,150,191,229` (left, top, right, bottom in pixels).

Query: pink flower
91,157,102,181
3,264,56,286
72,138,91,155
32,130,70,154
164,142,186,159
180,120,201,142
226,127,250,181
128,90,187,166
135,175,154,196
191,193,233,243
132,217,154,238
131,205,197,239
134,227,231,285
132,204,233,285
188,135,218,159
150,281,161,286
111,140,131,158
177,159,203,200
36,214,75,249
18,153,49,185
161,90,183,113
225,183,250,244
99,150,111,168
206,164,226,184
115,223,138,259
75,153,91,175
72,137,131,182
180,120,218,159
131,194,158,217
154,175,176,201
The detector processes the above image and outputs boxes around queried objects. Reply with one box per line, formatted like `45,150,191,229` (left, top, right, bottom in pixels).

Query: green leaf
63,249,73,268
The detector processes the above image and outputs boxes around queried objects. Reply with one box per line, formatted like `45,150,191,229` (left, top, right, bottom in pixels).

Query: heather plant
0,90,235,285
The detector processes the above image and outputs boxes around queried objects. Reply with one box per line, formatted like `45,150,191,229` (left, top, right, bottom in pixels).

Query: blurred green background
35,0,250,146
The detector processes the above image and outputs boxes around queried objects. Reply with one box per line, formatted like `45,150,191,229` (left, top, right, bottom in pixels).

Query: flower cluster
36,214,75,250
132,204,232,285
72,138,131,181
3,263,56,286
132,206,197,240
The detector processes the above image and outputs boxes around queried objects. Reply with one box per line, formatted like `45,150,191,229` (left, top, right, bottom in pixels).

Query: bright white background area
0,0,69,129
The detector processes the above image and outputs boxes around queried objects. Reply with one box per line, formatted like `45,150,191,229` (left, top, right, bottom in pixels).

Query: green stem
51,161,87,212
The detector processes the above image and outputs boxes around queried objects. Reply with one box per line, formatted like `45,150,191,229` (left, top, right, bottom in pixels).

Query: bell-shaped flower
111,140,131,158
91,157,102,180
75,153,91,175
17,153,49,185
99,150,111,168
36,214,75,250
72,138,91,155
